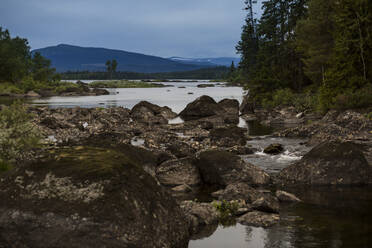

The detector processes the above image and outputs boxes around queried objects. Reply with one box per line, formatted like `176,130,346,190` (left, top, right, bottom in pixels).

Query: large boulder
156,158,201,187
218,99,240,124
0,146,189,248
131,101,177,124
252,195,280,213
209,126,247,147
194,150,271,186
179,96,224,121
263,143,284,155
277,141,371,185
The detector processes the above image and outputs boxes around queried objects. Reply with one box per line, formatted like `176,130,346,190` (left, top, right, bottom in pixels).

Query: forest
233,0,372,112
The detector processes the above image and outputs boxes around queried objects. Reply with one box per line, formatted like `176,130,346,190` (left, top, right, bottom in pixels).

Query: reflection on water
31,81,244,113
190,186,372,248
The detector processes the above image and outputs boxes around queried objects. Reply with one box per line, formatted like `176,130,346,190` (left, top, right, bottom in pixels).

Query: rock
0,146,189,248
131,101,176,124
218,99,239,115
195,150,271,186
263,143,284,155
156,158,201,187
25,91,40,98
179,95,224,121
91,88,110,95
225,146,255,155
218,99,240,124
296,112,304,118
252,195,280,213
275,190,301,203
172,184,192,193
40,116,66,129
277,141,370,185
180,201,219,235
237,211,280,228
209,127,247,147
240,94,255,114
211,183,262,203
166,141,196,158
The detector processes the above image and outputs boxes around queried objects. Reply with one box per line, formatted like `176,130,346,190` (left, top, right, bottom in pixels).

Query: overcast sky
1,0,262,58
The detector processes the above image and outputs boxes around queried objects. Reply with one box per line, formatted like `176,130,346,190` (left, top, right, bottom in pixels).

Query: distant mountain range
168,57,240,67
32,44,240,73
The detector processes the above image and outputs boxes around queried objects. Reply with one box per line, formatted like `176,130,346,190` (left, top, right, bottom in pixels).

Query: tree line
235,0,372,112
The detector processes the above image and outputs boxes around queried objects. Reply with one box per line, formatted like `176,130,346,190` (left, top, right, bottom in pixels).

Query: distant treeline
60,66,229,80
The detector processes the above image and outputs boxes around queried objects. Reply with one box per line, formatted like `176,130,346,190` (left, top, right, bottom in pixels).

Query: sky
1,0,262,58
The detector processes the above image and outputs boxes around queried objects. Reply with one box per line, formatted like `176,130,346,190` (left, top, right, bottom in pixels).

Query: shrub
0,82,24,94
0,102,41,166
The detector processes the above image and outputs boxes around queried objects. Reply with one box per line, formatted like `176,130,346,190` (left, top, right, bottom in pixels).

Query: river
13,80,372,247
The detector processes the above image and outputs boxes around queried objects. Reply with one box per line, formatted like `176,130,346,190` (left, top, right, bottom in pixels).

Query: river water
16,80,372,247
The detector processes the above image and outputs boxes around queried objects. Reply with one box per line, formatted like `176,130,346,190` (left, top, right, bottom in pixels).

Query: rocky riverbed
1,94,372,247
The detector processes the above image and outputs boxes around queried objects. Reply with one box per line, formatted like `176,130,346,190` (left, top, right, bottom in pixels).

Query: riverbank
1,95,372,247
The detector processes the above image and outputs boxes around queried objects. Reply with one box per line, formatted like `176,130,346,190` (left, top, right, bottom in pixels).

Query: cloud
0,0,262,57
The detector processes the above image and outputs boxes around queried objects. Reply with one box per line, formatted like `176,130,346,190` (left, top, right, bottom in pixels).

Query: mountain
32,44,211,73
169,57,240,67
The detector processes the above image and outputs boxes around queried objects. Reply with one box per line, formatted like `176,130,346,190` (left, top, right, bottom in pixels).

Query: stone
252,195,280,213
211,183,263,203
25,91,40,98
194,150,271,186
156,158,201,187
275,190,301,203
0,146,189,248
277,141,370,185
131,101,176,124
237,211,280,228
209,127,247,147
179,95,224,121
263,143,284,155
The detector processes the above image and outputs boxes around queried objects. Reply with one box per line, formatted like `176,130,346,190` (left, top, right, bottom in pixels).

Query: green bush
0,102,41,167
0,82,24,94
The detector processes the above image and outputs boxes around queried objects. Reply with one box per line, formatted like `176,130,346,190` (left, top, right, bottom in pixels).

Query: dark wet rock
252,195,280,213
91,88,110,95
211,183,262,203
195,150,271,186
237,211,280,228
218,99,239,115
218,99,240,124
0,146,189,248
263,143,284,155
131,101,176,124
179,95,224,121
277,141,370,185
210,127,247,147
156,158,201,187
40,116,69,129
240,94,255,114
276,190,301,203
166,141,196,158
180,201,219,235
225,146,255,155
199,120,214,130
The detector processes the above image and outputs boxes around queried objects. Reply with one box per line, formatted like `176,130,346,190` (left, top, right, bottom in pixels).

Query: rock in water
275,190,301,203
209,126,247,147
0,146,189,248
179,95,224,121
194,150,271,186
277,141,370,185
263,143,284,155
131,101,176,124
237,211,280,228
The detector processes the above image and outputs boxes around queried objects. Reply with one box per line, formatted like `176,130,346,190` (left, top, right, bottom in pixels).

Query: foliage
0,102,41,167
0,27,59,93
236,0,372,112
212,200,239,220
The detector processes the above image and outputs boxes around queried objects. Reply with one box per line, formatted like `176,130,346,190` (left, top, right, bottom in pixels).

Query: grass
90,80,168,88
